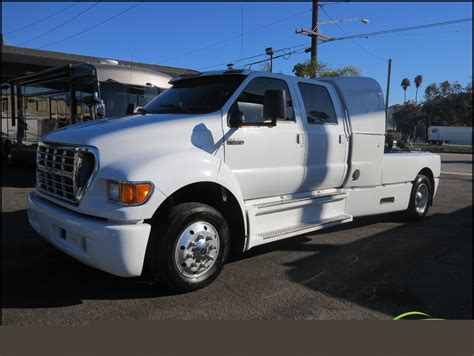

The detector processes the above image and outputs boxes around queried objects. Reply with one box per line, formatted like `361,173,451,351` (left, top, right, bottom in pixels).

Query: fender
96,150,248,233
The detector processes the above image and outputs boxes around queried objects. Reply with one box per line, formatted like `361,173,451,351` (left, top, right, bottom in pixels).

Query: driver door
223,76,305,200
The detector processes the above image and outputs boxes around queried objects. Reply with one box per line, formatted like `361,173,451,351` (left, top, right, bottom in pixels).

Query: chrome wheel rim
415,183,429,215
175,221,220,278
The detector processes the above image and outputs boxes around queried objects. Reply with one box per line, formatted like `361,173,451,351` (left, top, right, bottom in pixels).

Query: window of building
298,83,338,125
233,77,295,124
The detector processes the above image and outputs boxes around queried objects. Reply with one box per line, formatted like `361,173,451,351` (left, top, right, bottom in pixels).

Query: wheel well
417,167,435,205
149,182,246,256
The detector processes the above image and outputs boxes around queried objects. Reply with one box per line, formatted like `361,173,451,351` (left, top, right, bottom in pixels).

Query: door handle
296,133,304,146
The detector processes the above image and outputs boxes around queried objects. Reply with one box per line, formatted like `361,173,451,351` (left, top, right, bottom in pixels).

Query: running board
258,214,352,240
245,190,352,250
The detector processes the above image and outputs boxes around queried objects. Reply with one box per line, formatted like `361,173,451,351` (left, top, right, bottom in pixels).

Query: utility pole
385,58,392,122
310,0,319,77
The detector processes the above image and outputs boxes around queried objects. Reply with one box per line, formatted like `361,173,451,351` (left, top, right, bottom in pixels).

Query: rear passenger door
296,81,349,191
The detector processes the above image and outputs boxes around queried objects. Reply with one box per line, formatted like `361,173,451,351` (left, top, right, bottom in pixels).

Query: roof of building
1,45,197,82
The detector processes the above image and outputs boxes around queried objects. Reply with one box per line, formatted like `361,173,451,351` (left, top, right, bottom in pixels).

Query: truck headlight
107,180,154,205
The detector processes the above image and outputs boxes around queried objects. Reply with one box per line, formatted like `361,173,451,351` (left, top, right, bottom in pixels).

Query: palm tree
401,78,411,103
320,65,361,77
292,60,361,78
414,74,423,102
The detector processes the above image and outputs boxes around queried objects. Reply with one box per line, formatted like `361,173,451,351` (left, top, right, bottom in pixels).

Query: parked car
27,70,441,292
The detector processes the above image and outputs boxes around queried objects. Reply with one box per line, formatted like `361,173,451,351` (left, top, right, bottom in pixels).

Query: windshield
100,81,162,118
143,75,246,114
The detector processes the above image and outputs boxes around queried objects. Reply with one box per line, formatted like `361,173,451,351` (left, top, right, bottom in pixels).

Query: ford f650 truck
27,70,441,292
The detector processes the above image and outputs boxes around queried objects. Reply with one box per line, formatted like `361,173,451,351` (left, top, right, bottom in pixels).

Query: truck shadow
2,206,471,319
261,205,472,319
1,161,36,188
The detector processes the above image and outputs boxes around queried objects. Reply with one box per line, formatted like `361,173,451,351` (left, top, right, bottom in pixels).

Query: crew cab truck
27,70,441,292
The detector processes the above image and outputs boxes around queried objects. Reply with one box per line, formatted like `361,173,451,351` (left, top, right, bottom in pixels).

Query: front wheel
405,175,432,220
147,203,230,292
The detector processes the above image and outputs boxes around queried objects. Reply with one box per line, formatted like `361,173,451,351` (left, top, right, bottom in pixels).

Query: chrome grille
36,143,98,204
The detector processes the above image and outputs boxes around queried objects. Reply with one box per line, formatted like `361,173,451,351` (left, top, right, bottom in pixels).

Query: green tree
414,74,423,103
401,78,411,103
424,83,439,101
292,60,361,78
320,65,361,77
392,102,424,137
440,80,451,96
422,80,472,128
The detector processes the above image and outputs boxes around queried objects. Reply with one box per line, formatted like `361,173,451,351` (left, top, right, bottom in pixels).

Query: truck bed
382,151,441,185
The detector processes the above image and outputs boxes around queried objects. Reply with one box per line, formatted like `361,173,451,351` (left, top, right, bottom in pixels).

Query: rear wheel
147,203,230,292
405,175,432,220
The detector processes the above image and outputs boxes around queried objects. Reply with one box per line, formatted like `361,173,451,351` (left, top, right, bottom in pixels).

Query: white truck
427,126,472,145
27,70,441,292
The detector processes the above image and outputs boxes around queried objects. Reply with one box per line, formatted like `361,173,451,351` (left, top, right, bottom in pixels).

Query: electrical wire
4,2,80,36
363,28,472,39
241,46,309,69
198,17,472,72
320,6,388,63
329,18,473,42
39,2,143,49
158,8,312,64
197,43,309,70
18,2,101,46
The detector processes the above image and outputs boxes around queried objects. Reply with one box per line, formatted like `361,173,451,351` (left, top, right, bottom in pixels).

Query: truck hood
42,112,224,163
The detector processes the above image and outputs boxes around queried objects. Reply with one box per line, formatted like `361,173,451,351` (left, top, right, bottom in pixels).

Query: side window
233,77,294,124
298,83,338,125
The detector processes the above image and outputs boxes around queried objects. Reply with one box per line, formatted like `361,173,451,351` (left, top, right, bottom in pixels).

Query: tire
147,202,230,292
405,175,432,220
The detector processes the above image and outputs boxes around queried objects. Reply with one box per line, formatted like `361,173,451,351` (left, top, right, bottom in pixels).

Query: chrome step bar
258,214,352,240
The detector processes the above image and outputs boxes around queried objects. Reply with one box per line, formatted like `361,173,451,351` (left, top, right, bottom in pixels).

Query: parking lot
1,153,472,324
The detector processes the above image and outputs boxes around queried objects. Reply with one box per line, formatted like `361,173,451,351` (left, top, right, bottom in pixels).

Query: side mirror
134,106,145,115
228,109,244,128
263,89,286,126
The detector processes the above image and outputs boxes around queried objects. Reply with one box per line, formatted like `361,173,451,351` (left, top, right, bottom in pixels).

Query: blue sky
2,2,472,104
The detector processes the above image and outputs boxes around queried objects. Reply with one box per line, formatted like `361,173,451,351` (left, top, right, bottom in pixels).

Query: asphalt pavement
1,153,472,324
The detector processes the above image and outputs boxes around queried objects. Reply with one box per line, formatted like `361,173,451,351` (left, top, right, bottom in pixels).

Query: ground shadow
277,206,472,320
2,206,471,319
1,161,36,188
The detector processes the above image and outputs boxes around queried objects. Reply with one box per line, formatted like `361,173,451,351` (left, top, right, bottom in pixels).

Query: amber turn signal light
107,181,153,205
120,183,152,205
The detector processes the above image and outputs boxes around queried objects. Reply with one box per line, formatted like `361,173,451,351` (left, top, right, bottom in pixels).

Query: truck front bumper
27,192,151,277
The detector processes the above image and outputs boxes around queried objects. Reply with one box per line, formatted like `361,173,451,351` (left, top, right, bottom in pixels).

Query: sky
2,2,472,105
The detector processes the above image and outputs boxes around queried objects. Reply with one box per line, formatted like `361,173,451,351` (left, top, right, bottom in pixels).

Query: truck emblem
227,138,245,145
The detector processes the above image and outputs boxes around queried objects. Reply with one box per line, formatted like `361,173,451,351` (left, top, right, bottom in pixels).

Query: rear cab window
298,82,338,125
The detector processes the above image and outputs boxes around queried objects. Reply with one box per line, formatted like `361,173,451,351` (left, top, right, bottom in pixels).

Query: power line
158,8,312,64
365,28,472,39
198,17,472,73
240,47,309,69
197,43,309,70
40,2,143,49
320,6,388,62
329,18,473,42
18,3,101,46
4,2,80,36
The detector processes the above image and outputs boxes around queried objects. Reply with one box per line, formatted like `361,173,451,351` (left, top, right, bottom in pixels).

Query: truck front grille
36,143,98,204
